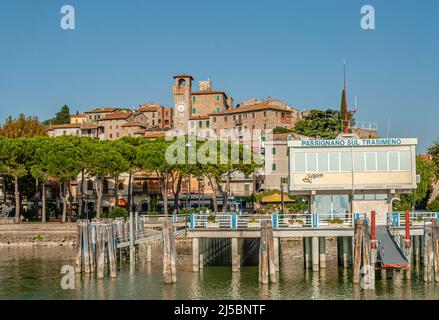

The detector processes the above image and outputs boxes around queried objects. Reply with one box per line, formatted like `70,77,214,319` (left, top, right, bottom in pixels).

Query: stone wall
0,223,77,246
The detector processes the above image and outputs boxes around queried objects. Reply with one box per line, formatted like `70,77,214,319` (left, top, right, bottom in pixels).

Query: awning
261,193,294,203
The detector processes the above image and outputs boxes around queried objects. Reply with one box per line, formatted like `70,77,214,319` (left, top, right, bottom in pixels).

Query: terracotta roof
71,114,86,118
48,123,81,130
211,103,293,116
121,121,146,128
192,90,227,97
97,112,134,121
80,124,101,130
190,115,210,120
144,132,166,139
138,106,161,113
84,107,118,114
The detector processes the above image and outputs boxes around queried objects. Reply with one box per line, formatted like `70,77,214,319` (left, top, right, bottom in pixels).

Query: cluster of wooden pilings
75,219,118,279
259,221,277,284
353,219,376,288
162,220,177,284
423,219,439,283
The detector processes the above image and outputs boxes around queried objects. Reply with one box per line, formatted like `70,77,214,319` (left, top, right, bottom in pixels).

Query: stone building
173,74,233,134
97,112,135,140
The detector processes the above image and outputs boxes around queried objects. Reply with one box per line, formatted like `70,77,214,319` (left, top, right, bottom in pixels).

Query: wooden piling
432,220,439,282
169,221,177,283
163,221,172,283
259,221,269,284
107,224,117,278
97,224,105,279
362,225,372,288
353,221,363,284
83,220,91,273
75,221,83,273
267,222,277,283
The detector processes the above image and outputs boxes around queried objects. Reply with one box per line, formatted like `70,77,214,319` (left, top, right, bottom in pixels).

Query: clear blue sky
0,0,438,152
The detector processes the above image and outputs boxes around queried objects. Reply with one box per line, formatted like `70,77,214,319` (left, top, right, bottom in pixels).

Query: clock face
177,104,186,113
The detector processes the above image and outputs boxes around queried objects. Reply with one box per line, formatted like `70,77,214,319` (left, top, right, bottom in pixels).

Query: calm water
0,241,437,300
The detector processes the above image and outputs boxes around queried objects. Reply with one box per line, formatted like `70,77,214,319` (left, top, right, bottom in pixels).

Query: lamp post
280,181,284,215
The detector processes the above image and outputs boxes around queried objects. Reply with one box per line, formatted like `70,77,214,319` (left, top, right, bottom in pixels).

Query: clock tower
173,74,193,134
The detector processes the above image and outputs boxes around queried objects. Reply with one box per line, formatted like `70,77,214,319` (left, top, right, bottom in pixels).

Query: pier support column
304,237,311,269
274,237,280,271
146,243,152,262
232,238,239,272
319,237,326,269
343,237,349,268
420,235,425,264
192,238,200,272
312,236,319,272
200,238,204,269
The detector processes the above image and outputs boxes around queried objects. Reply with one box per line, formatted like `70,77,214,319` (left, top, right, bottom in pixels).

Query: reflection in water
0,241,438,300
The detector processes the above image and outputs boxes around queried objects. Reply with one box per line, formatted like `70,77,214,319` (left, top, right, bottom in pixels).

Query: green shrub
327,218,343,224
207,214,216,223
108,207,128,219
427,196,439,212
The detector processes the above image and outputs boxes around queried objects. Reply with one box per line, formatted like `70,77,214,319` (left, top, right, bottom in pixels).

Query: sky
0,0,438,152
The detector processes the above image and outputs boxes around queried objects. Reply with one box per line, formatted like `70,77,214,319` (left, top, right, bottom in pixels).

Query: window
216,107,220,113
116,133,120,138
198,121,202,127
118,182,124,190
294,153,306,172
192,108,196,114
252,113,255,119
272,147,276,155
377,152,387,171
354,152,365,172
193,96,196,102
272,163,276,171
224,116,228,122
87,180,93,191
329,153,340,172
152,120,155,125
365,152,377,171
213,117,216,123
110,133,113,139
307,153,317,172
318,153,329,172
388,152,399,170
216,95,220,101
400,151,411,170
263,111,267,117
340,152,352,172
206,120,210,127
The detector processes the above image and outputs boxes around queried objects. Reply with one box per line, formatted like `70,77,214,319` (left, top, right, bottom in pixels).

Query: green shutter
272,147,276,155
272,164,276,171
193,96,196,102
216,95,220,101
206,120,210,127
192,108,196,114
199,121,202,127
216,107,220,113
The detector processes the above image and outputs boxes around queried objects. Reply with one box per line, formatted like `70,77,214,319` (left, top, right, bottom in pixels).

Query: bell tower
173,74,193,134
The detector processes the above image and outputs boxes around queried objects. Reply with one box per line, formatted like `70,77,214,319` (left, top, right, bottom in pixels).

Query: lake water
0,241,437,300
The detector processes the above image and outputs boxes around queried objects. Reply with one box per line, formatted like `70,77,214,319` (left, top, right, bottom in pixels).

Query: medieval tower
172,74,193,134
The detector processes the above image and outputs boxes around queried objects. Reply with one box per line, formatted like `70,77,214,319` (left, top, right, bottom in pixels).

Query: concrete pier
312,236,319,272
192,238,199,272
342,237,350,268
232,238,239,272
304,237,311,269
319,237,326,269
146,243,152,262
274,237,280,271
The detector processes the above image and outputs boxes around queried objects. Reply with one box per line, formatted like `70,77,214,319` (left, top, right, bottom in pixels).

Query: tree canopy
0,113,47,138
294,109,344,139
43,105,71,125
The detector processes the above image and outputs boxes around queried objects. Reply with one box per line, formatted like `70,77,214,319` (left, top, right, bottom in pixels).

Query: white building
287,134,418,225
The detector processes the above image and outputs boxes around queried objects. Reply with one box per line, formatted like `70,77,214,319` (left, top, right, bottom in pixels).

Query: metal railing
189,212,367,230
387,226,409,258
388,211,439,227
